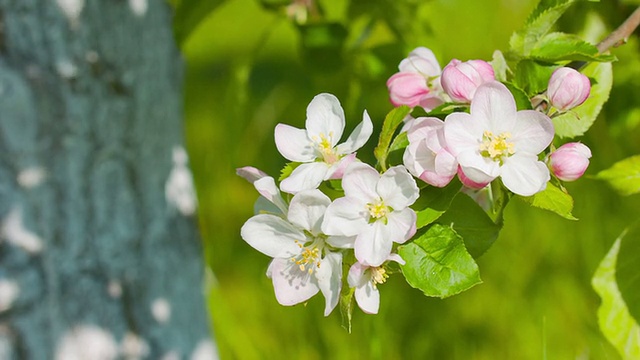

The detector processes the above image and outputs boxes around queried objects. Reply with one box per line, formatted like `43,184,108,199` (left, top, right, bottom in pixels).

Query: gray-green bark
0,0,213,358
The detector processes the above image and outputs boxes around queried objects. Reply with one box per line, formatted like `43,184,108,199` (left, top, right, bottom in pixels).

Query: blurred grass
180,0,640,358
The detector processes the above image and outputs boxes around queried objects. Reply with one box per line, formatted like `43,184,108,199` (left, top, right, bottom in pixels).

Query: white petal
305,94,345,147
434,148,458,177
347,262,368,287
377,166,419,210
326,153,356,180
443,112,483,157
287,190,330,235
384,208,417,244
512,110,554,155
274,124,316,162
354,277,380,314
316,251,343,316
341,162,379,202
253,196,284,216
355,222,393,267
254,177,288,215
268,258,319,306
386,253,405,265
407,117,444,144
470,82,517,133
336,110,373,155
321,197,368,237
457,150,500,182
280,162,329,194
326,235,355,249
240,214,304,258
501,154,550,196
236,166,268,183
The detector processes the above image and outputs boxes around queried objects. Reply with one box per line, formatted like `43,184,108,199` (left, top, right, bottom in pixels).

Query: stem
597,6,640,53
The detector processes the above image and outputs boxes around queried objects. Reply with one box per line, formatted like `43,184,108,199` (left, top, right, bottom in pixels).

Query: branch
597,6,640,53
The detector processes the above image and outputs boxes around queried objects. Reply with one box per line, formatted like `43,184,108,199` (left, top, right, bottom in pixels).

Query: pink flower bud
549,143,592,181
547,67,591,111
441,59,495,103
387,72,430,108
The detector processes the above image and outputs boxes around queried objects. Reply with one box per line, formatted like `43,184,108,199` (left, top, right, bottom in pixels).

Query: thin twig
597,6,640,53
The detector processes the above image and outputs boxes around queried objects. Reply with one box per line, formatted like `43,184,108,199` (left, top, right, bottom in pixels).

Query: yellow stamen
366,199,388,220
479,130,515,163
371,267,389,289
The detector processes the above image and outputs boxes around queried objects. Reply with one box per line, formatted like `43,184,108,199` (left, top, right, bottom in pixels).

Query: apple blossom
274,93,373,194
348,254,405,314
236,166,288,216
386,47,445,111
240,189,343,316
403,117,458,187
444,81,555,196
441,59,495,103
549,142,592,181
547,67,591,112
321,163,419,267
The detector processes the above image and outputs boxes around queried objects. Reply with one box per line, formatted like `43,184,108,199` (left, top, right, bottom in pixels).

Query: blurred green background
177,0,640,358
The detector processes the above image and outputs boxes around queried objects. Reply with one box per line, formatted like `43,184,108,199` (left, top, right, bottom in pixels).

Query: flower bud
441,59,495,103
387,72,430,108
386,47,444,111
549,143,592,181
547,67,591,111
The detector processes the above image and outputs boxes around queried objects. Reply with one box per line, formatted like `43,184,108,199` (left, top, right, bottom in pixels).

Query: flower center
312,132,339,164
370,266,389,289
366,198,389,221
290,240,322,274
479,130,515,163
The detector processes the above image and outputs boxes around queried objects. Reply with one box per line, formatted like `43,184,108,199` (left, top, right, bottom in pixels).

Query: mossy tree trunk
0,0,213,358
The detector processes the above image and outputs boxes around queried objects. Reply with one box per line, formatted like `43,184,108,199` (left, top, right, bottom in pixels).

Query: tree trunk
0,0,214,358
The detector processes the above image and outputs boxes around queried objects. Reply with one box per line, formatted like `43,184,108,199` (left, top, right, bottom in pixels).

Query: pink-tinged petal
434,148,458,177
326,153,357,180
316,251,343,316
347,262,368,287
341,162,380,202
377,166,419,210
322,197,368,237
241,214,305,258
336,110,374,155
512,110,554,155
268,258,319,306
500,153,550,196
274,124,316,162
386,253,405,265
384,208,417,244
386,72,430,107
457,150,500,181
470,82,517,133
326,235,356,249
254,177,288,215
457,166,490,189
280,162,330,194
355,221,393,267
287,190,331,235
443,112,484,157
419,94,445,112
236,166,269,183
399,47,442,76
407,117,444,144
549,142,592,181
403,140,429,177
305,93,345,146
354,276,380,314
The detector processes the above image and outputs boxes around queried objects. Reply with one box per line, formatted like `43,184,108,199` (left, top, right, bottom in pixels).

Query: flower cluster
238,46,595,318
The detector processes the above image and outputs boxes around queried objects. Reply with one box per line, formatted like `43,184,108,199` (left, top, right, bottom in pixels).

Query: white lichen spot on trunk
17,166,47,189
191,339,219,360
107,280,122,299
55,0,84,27
1,206,44,254
151,298,171,324
120,332,150,360
165,146,197,216
55,325,118,360
56,60,78,79
0,280,19,312
129,0,148,17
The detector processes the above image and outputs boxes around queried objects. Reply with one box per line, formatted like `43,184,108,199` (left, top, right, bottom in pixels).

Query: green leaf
509,0,576,56
519,183,577,220
513,60,556,97
173,0,227,45
279,162,300,182
596,155,640,196
388,131,408,154
503,82,533,110
592,234,640,359
437,193,502,258
374,106,411,171
339,286,355,333
412,179,462,229
553,61,613,138
491,50,509,82
399,224,481,298
617,224,640,325
530,32,616,62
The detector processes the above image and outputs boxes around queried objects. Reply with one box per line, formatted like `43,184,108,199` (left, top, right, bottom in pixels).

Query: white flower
444,81,554,196
236,166,288,216
321,163,419,267
348,254,405,314
274,93,373,194
240,190,342,316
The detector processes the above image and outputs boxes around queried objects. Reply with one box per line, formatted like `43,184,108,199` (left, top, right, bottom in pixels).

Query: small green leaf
596,155,640,196
509,0,576,56
339,286,355,333
279,162,300,182
491,50,509,82
530,32,616,62
437,193,502,258
388,131,409,153
503,82,533,110
617,224,640,325
513,60,556,97
374,106,411,171
412,179,462,229
399,224,481,298
592,234,640,359
553,61,613,138
519,183,577,220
